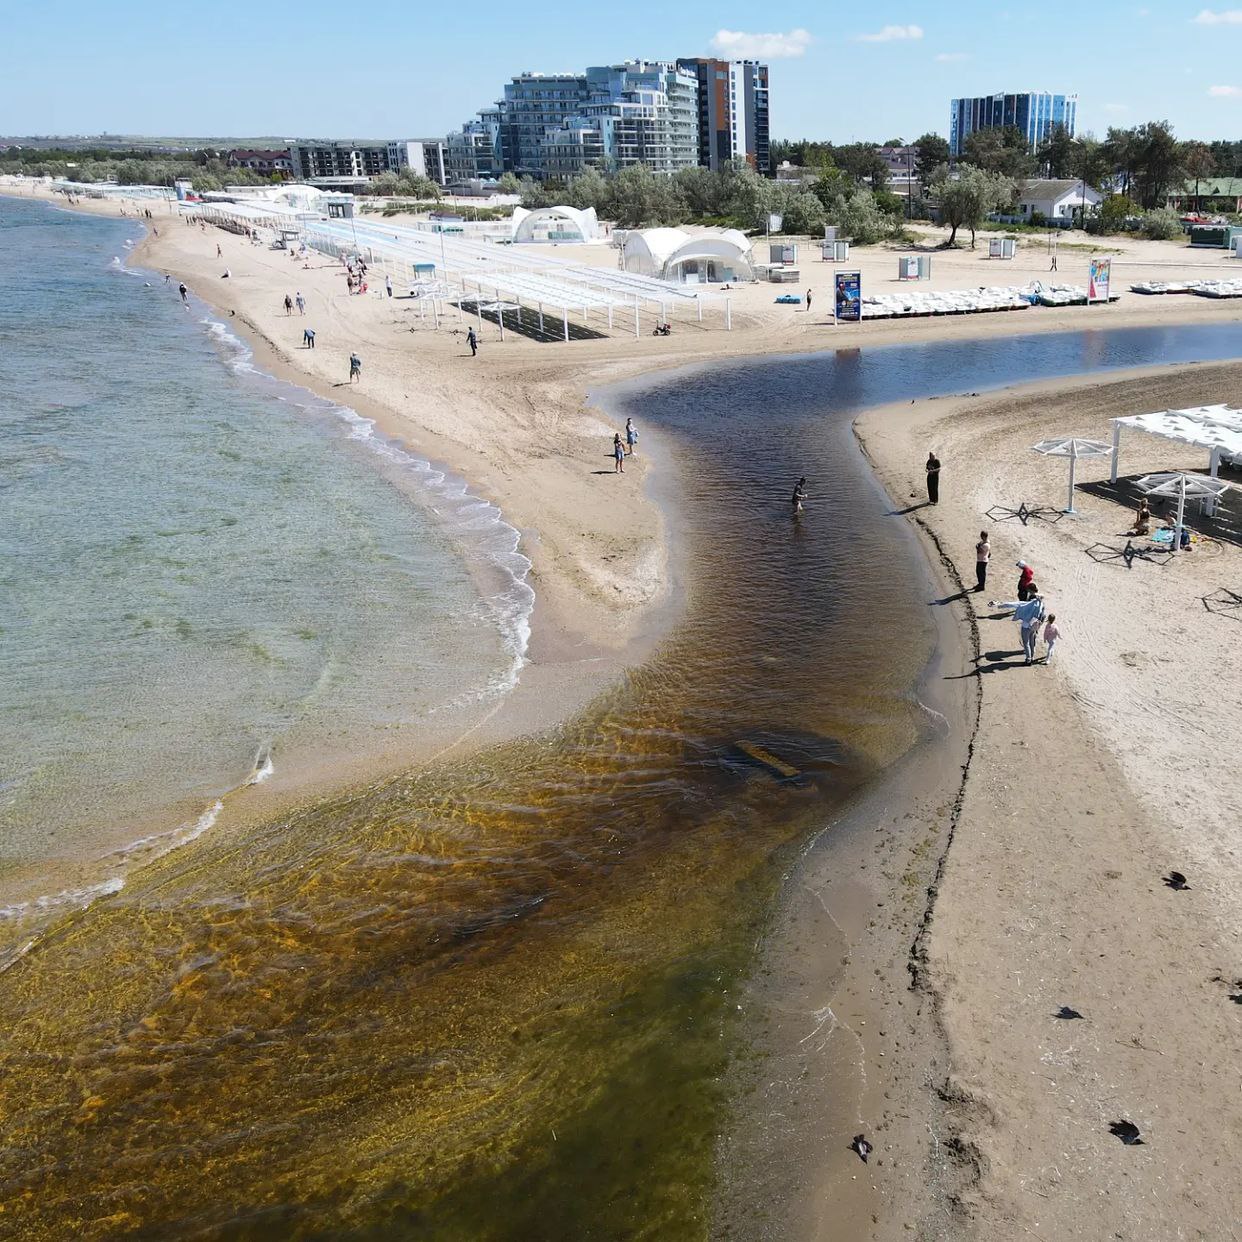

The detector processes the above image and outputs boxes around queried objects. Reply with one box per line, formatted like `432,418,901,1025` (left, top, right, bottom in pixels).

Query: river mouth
2,326,1239,1239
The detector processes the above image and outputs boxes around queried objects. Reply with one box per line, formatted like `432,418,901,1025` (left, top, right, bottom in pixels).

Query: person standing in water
792,477,807,516
975,530,991,592
925,451,941,504
625,417,638,455
178,282,188,303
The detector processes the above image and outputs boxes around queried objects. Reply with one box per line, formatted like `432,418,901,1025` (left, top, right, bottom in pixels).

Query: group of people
283,292,306,316
928,453,1064,668
344,257,368,296
611,419,639,471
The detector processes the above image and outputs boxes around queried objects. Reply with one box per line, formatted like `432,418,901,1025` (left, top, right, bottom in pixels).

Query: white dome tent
622,228,753,284
510,205,600,244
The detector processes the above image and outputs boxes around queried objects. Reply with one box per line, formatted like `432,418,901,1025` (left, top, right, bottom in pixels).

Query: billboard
1088,257,1111,303
834,271,862,323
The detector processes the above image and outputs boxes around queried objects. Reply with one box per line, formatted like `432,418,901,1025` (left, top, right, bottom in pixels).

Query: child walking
1042,614,1060,663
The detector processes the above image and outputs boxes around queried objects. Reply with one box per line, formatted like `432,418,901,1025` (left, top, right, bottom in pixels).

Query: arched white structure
622,228,754,284
511,205,600,244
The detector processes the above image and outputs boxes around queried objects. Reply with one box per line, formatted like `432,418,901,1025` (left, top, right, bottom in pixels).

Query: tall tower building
677,59,770,174
949,91,1077,156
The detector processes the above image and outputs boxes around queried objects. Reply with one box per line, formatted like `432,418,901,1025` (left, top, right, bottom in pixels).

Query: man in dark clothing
466,327,478,356
926,452,941,504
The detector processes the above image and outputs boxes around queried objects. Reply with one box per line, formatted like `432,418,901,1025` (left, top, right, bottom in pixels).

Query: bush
826,189,904,245
1141,207,1183,240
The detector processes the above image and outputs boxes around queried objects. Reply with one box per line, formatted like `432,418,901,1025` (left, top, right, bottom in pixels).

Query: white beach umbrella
1136,471,1234,553
1031,437,1114,514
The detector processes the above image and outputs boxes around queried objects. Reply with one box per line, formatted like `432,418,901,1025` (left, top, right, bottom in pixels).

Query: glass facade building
446,58,759,182
949,92,1078,156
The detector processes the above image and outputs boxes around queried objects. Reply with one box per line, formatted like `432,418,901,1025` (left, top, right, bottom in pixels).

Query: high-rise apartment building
446,58,741,182
949,92,1077,156
676,58,770,174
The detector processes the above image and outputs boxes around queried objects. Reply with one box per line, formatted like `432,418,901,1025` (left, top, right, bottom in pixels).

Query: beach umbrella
1031,437,1114,514
1136,471,1233,553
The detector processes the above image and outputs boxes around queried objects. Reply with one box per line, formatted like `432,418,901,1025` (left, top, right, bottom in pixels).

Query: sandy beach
5,179,1242,1237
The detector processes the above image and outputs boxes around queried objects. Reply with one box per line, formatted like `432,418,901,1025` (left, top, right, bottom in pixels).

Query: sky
4,1,1242,143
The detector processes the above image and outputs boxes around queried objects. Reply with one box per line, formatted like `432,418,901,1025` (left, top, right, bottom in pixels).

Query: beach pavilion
1110,404,1242,494
622,228,754,284
510,205,600,244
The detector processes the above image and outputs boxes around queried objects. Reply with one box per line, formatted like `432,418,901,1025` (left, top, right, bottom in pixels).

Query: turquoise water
0,197,527,922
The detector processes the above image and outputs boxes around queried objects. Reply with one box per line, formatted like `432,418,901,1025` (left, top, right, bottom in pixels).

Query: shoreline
5,185,1241,1236
854,362,1242,1238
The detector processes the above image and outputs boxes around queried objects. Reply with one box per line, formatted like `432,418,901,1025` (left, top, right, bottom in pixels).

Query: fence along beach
1,184,1241,1237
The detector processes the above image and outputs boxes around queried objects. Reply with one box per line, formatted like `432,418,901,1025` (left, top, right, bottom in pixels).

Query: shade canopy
1032,437,1114,513
1135,471,1233,501
1031,436,1114,459
1110,404,1242,483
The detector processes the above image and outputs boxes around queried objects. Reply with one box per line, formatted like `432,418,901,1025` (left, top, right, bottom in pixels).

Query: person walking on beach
349,352,362,383
1015,560,1035,601
925,451,941,504
284,294,293,315
1042,613,1060,663
987,591,1045,665
975,530,991,592
216,244,222,258
613,433,625,473
385,275,393,298
792,476,807,516
178,282,188,303
295,292,305,315
304,327,316,349
625,417,638,455
466,327,478,356
805,288,813,314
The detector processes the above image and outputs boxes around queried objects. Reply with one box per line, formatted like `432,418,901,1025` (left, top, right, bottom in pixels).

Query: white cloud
1209,83,1242,95
935,51,968,61
709,28,813,58
1194,8,1242,22
857,24,924,43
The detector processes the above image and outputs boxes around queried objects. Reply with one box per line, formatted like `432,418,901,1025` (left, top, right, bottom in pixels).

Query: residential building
1014,178,1102,222
445,60,704,181
877,145,918,197
226,148,293,179
387,139,448,185
287,141,393,180
949,92,1077,157
1166,177,1242,213
676,58,770,174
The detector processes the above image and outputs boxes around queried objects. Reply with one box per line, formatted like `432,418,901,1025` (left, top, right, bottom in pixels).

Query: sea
0,196,530,925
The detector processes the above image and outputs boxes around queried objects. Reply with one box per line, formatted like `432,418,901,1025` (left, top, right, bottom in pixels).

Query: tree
1068,135,1112,196
565,166,608,212
932,165,1016,247
1132,121,1184,208
497,172,522,195
397,171,442,200
1103,126,1139,200
606,164,686,227
962,126,1035,179
1037,123,1075,178
834,142,889,191
673,165,722,217
716,158,772,227
913,132,950,190
1181,141,1216,211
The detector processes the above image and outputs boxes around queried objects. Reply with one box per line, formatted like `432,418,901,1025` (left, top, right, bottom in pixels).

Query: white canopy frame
1110,405,1242,517
1135,472,1234,553
1031,437,1114,514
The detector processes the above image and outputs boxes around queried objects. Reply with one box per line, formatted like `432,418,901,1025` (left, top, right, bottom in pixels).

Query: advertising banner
989,237,1003,258
834,270,862,323
1088,257,1111,303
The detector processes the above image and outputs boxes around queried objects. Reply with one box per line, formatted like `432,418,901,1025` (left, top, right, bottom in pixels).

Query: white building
1016,178,1103,222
